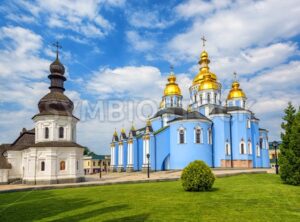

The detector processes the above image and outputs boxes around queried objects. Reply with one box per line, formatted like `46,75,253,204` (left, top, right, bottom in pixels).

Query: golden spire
113,128,118,136
227,72,246,100
130,121,136,131
164,65,182,96
121,127,126,134
146,116,151,126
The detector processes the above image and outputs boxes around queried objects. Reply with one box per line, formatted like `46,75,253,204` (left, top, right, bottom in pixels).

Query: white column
127,143,133,165
118,144,123,166
111,146,114,166
143,140,146,165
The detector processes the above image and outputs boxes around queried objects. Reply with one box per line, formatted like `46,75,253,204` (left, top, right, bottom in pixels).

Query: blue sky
0,0,300,154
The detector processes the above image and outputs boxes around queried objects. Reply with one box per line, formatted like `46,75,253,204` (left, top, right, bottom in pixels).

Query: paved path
0,168,268,193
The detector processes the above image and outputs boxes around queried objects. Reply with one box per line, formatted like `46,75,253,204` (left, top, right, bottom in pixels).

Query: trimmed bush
181,160,215,192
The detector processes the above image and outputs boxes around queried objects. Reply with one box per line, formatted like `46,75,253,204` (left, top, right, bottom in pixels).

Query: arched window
170,97,173,107
200,95,203,104
247,119,251,128
195,128,201,144
259,138,263,149
207,94,211,104
248,141,252,154
243,100,246,108
179,129,185,144
240,141,246,154
208,129,212,144
41,161,45,171
59,127,64,139
225,143,231,155
194,94,197,102
60,161,66,171
76,160,79,170
45,127,49,139
214,93,217,104
256,145,260,157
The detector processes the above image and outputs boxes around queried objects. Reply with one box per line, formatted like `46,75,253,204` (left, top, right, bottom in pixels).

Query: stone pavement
0,168,269,193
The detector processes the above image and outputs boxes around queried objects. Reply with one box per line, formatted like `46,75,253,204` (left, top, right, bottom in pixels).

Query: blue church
110,49,270,172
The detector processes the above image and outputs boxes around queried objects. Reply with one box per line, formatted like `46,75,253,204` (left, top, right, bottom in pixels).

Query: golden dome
199,74,219,90
164,72,182,96
192,50,219,91
227,81,246,100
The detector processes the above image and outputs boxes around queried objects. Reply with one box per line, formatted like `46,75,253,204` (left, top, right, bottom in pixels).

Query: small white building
0,52,84,185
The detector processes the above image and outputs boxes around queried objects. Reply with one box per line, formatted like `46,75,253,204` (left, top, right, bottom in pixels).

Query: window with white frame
240,140,246,154
225,143,231,155
178,128,185,144
256,144,260,157
195,128,201,144
247,119,251,129
248,140,252,154
207,94,211,104
45,127,49,139
208,129,212,144
59,127,64,139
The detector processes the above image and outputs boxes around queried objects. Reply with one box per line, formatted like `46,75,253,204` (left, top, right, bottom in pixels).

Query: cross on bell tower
52,41,62,60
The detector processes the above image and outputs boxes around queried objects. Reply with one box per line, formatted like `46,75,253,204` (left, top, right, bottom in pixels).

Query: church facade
0,51,84,184
110,49,270,172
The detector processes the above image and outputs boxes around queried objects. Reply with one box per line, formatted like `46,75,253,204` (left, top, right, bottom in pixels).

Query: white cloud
127,10,174,29
87,66,164,99
169,0,300,61
126,31,155,52
9,0,125,38
175,0,232,18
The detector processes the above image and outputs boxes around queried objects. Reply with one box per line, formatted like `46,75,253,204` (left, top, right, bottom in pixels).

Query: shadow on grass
53,204,129,222
0,191,107,222
103,213,150,222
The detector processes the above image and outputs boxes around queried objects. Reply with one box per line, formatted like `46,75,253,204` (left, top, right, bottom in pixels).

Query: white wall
33,115,78,143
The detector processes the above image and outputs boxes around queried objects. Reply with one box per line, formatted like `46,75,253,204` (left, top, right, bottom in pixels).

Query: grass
0,174,299,222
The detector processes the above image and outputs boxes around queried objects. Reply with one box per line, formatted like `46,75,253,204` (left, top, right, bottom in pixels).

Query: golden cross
52,41,62,59
201,36,207,47
170,64,174,73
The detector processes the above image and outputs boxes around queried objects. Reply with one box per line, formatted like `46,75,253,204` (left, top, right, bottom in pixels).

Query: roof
153,126,169,135
9,128,35,151
168,111,211,123
31,141,84,148
210,106,258,119
152,107,187,118
90,153,106,160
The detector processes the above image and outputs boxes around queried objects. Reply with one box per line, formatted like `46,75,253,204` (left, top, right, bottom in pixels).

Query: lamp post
99,160,102,179
146,153,150,178
273,141,279,175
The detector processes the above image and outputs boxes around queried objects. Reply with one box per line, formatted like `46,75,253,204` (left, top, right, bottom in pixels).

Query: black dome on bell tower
33,45,76,119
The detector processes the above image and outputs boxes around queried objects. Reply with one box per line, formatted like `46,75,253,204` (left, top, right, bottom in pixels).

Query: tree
83,147,96,156
279,102,300,185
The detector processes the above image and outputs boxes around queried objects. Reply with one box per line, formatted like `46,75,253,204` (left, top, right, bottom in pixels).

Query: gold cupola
163,71,182,96
193,50,218,86
227,80,246,100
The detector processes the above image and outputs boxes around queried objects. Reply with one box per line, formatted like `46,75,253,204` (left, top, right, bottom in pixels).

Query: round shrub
181,160,215,192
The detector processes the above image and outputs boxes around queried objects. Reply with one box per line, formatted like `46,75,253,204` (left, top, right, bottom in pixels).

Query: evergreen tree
279,102,300,185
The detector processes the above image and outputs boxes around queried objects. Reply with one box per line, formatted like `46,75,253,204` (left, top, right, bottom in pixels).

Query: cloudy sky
0,0,299,154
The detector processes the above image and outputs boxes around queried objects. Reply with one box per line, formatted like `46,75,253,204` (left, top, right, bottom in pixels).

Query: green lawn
0,174,299,222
